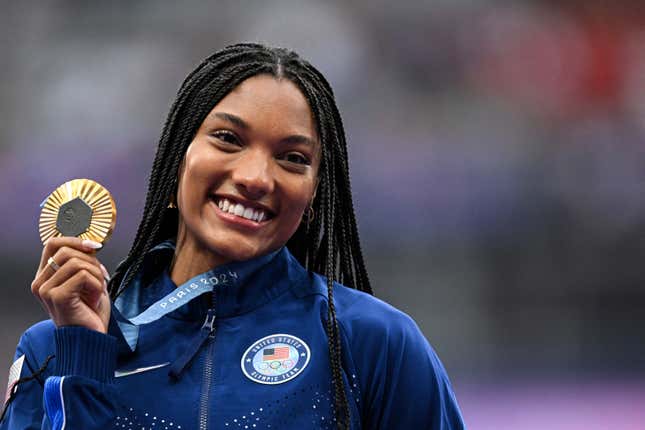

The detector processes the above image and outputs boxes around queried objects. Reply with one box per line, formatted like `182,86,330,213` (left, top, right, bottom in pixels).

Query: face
174,74,320,271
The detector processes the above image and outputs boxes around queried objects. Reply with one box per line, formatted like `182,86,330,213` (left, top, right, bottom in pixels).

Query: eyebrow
281,135,316,147
213,111,316,146
214,112,249,130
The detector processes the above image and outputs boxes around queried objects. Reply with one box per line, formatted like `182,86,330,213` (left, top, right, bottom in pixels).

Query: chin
209,238,273,262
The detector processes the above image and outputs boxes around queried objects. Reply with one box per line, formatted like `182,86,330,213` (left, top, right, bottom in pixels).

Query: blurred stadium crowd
0,1,643,428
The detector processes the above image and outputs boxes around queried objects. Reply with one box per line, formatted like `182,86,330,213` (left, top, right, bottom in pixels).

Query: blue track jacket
1,242,465,429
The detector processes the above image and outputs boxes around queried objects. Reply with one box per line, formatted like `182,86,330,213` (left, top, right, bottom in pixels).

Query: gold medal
38,179,117,246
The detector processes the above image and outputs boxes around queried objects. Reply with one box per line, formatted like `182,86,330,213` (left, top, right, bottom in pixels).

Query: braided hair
108,43,372,429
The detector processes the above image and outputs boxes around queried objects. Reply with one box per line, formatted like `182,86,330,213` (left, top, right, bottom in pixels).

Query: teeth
216,198,268,223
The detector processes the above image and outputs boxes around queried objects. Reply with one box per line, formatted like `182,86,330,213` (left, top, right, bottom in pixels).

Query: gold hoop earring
168,195,177,209
305,205,315,224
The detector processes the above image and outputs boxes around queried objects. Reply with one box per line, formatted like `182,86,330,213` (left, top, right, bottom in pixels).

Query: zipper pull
203,308,216,336
168,309,217,380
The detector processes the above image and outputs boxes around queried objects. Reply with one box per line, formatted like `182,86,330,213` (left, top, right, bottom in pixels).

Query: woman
1,44,465,429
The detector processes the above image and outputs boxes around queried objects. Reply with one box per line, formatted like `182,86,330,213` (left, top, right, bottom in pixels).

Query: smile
213,197,273,223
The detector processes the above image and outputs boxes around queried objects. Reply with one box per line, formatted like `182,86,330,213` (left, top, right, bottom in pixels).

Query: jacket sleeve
345,301,466,429
0,332,48,430
41,327,118,430
1,325,119,430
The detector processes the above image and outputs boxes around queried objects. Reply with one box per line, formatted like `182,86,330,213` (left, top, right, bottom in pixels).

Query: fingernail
82,240,103,250
100,264,111,281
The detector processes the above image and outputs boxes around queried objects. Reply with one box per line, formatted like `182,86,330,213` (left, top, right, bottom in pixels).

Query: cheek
277,208,307,243
278,183,315,231
183,156,209,184
177,148,219,201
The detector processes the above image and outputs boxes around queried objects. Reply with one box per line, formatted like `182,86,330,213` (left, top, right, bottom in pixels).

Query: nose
231,149,275,200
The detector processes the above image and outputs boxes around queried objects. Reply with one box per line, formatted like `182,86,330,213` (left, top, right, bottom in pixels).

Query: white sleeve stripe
59,376,66,430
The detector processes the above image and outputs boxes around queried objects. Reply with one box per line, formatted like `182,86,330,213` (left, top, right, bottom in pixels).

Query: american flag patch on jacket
4,355,25,405
262,347,289,361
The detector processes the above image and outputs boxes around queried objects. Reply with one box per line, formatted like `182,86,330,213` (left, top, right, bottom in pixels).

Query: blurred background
1,1,644,428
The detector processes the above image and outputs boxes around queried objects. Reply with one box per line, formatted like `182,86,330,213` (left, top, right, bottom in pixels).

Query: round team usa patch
241,333,310,385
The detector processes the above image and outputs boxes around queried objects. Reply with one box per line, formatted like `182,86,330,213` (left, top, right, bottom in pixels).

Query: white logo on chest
241,334,310,385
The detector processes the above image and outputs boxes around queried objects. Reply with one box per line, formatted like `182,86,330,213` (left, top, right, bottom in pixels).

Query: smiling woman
1,44,465,430
172,75,320,280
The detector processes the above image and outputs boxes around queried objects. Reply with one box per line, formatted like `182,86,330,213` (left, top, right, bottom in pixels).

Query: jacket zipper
199,299,217,430
168,308,217,379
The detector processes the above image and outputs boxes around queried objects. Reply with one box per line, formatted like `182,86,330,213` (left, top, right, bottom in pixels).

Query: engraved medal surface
39,179,117,245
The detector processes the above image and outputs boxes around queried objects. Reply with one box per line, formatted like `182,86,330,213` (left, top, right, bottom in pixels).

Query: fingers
32,237,111,332
38,236,102,273
33,244,101,288
32,246,106,310
44,270,105,324
34,257,105,308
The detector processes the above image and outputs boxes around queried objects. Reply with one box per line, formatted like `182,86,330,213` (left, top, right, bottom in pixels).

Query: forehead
205,74,318,140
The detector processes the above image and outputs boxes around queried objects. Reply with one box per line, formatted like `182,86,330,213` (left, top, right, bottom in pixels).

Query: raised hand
31,237,111,333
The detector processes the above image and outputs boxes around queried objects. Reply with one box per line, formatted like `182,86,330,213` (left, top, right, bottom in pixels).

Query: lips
211,196,274,223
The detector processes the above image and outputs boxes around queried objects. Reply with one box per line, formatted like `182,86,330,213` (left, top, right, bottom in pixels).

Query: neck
170,237,230,286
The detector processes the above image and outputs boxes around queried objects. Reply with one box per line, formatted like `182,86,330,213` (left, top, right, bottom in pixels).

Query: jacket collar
112,240,308,333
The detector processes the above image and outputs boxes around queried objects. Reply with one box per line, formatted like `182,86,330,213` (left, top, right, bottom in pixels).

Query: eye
211,130,241,146
282,152,311,166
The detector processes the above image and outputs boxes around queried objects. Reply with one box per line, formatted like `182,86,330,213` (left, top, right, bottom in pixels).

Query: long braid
289,71,352,427
298,61,372,294
109,44,371,430
281,58,355,428
325,165,352,429
330,105,372,294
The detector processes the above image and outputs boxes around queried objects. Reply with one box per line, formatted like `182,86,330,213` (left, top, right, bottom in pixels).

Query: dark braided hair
107,43,372,429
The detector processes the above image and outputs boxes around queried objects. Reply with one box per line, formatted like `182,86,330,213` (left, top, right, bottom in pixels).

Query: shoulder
21,319,56,341
339,286,422,340
16,319,57,360
300,272,466,428
304,272,428,348
302,272,451,381
8,320,58,385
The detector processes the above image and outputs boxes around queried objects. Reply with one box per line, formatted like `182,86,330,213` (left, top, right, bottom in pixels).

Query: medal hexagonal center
56,197,93,237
